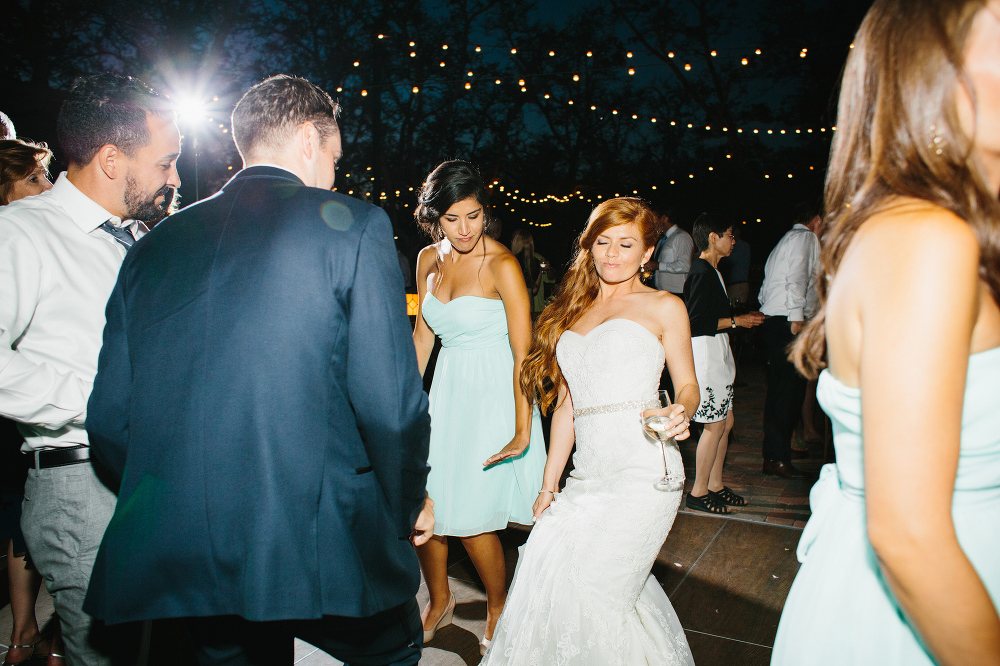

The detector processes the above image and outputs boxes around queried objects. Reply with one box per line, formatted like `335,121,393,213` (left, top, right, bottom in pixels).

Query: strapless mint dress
421,294,546,537
772,347,1000,665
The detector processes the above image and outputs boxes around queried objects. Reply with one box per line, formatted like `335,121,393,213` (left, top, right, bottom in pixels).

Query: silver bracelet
538,489,557,495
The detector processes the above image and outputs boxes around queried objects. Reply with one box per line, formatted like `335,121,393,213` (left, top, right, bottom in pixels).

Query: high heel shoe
2,638,40,666
480,636,491,656
422,593,456,643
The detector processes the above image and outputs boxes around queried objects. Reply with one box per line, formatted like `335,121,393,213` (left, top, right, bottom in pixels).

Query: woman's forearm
674,381,700,421
541,400,574,491
413,329,434,377
511,354,533,438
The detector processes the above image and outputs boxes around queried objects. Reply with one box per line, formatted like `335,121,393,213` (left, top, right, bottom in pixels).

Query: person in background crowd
683,214,764,514
721,226,751,309
0,73,180,666
651,210,694,297
757,206,822,479
773,1,1000,663
412,160,545,655
0,139,53,205
511,229,542,302
0,137,63,666
0,112,15,140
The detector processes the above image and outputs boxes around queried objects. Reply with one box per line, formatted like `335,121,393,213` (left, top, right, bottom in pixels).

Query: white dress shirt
0,173,139,451
758,224,821,321
655,225,695,294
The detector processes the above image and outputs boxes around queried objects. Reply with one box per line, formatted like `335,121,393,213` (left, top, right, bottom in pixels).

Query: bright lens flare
173,96,207,125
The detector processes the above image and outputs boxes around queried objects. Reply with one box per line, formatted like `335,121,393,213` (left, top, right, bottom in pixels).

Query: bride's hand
642,404,691,441
483,433,530,467
532,491,555,522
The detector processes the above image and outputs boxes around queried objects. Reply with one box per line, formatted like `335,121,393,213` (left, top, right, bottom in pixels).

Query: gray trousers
21,460,116,666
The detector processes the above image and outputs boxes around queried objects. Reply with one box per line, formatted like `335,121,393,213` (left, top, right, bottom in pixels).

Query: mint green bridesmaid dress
772,346,1000,664
421,294,546,537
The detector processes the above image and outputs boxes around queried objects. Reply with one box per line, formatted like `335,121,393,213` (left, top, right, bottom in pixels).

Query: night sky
0,0,875,267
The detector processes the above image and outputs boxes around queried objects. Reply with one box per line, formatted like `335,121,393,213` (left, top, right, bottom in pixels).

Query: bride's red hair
520,198,663,414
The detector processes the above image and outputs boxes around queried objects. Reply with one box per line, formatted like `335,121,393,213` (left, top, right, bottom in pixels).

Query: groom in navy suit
83,75,433,665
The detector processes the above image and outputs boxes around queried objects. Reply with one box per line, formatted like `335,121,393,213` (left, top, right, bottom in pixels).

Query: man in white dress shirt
0,73,180,665
653,212,695,296
758,210,823,479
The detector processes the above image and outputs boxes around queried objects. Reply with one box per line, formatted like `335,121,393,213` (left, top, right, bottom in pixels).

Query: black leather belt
29,445,91,469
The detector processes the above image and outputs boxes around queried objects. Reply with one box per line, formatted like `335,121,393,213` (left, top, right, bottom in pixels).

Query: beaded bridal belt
573,398,659,419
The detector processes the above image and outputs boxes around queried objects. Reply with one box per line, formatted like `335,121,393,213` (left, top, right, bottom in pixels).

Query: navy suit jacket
83,166,430,623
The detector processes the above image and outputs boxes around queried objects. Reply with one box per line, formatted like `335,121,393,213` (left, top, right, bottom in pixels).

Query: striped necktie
100,220,135,250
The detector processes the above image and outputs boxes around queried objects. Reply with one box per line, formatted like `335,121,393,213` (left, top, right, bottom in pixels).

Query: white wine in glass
642,390,685,492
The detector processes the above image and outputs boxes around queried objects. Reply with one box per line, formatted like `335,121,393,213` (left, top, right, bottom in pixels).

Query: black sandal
685,492,729,514
709,486,747,507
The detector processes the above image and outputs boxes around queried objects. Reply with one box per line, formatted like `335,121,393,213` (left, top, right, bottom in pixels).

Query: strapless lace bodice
556,318,673,485
557,318,664,412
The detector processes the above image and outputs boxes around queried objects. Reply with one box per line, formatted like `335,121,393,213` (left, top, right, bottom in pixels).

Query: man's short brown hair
231,75,340,159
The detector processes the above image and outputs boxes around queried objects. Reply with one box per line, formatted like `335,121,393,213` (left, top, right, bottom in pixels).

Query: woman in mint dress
772,1,1000,663
412,160,545,654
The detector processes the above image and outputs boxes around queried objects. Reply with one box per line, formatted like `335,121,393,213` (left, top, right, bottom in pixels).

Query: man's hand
790,320,803,335
410,496,435,546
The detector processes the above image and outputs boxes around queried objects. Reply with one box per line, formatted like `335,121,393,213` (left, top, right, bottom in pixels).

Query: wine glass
642,390,685,492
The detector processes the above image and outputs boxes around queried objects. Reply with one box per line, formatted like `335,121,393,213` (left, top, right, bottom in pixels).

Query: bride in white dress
480,198,700,665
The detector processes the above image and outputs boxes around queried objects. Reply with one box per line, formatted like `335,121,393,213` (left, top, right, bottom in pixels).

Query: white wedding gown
481,318,695,665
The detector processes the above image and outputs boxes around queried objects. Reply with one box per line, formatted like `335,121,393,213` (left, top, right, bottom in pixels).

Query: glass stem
659,440,670,477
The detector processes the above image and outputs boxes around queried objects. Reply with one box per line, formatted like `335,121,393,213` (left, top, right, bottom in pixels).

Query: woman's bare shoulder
416,244,440,274
642,288,686,312
857,199,975,248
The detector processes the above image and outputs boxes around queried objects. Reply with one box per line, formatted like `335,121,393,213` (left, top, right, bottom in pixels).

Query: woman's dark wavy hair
792,0,1000,378
414,159,496,240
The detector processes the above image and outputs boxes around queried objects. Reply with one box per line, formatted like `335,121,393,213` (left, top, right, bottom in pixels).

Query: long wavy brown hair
792,0,1000,378
520,198,663,413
